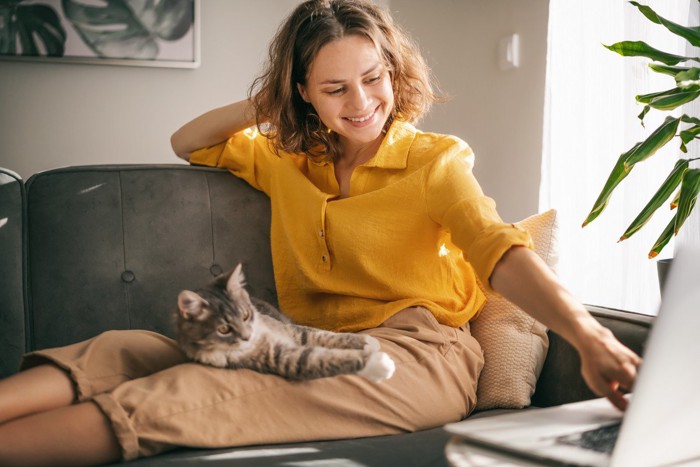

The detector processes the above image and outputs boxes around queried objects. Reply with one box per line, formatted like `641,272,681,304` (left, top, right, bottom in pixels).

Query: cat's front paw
357,352,395,383
362,335,381,354
196,352,228,369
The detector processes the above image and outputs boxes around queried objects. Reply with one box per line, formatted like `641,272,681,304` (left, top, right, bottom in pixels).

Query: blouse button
319,229,324,238
322,255,327,263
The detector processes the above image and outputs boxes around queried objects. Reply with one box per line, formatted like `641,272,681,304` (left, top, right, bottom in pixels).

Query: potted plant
583,1,700,272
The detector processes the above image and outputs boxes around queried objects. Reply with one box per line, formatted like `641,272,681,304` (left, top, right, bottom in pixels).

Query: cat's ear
178,290,209,320
227,263,249,299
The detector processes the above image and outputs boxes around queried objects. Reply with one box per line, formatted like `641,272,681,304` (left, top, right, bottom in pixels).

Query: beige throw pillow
471,209,558,411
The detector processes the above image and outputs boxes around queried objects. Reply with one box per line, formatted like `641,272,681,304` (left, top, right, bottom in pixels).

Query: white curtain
541,0,691,315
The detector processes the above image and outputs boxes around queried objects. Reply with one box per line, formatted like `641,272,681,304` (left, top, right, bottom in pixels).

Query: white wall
0,0,548,224
391,0,549,222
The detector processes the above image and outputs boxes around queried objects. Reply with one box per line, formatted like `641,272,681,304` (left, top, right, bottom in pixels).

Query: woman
0,1,640,465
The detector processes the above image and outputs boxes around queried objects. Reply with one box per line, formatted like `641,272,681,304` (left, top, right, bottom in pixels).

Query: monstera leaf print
0,0,67,56
61,0,193,59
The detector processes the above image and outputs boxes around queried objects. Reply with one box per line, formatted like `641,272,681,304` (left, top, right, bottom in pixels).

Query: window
541,0,693,315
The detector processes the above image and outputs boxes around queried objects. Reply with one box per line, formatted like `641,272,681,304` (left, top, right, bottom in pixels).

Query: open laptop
445,245,700,467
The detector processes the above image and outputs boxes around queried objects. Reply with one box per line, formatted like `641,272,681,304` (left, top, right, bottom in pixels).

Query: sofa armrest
531,304,653,407
0,168,26,378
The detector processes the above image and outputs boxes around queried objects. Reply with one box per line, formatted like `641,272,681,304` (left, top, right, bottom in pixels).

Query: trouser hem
93,393,141,461
21,352,97,402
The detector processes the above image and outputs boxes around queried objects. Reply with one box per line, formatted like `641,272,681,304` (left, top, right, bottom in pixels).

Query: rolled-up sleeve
425,138,532,292
189,127,278,194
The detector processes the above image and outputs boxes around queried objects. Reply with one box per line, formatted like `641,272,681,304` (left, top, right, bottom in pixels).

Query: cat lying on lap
176,264,395,383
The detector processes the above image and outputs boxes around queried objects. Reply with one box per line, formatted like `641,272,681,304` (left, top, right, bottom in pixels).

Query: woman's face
297,35,394,153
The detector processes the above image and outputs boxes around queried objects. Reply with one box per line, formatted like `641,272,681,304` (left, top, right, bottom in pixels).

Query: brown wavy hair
249,0,441,162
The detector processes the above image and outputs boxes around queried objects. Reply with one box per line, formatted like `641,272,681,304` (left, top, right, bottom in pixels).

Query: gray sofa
0,165,653,466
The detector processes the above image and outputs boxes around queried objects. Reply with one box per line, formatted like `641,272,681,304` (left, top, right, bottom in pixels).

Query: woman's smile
344,105,380,126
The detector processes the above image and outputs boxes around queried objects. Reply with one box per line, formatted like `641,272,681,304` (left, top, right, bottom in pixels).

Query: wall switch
498,33,520,70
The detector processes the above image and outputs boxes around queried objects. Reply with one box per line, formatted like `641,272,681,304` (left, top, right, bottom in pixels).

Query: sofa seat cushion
104,426,456,466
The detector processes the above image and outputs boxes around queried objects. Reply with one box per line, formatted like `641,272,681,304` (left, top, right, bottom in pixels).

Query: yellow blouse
190,120,532,332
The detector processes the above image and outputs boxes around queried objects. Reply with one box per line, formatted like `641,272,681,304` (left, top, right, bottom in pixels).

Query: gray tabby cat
175,264,395,382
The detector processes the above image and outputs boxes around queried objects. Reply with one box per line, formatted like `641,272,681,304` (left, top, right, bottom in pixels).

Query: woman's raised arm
171,99,256,161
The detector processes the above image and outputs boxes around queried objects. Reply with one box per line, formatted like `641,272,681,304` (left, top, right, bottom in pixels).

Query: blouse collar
310,119,417,169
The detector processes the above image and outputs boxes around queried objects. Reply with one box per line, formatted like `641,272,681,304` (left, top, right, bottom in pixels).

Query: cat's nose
239,329,252,341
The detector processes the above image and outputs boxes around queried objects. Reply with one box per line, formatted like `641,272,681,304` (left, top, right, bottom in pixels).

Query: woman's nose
348,85,370,110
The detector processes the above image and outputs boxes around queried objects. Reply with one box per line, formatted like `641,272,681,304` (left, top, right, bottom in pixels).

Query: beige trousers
22,307,483,461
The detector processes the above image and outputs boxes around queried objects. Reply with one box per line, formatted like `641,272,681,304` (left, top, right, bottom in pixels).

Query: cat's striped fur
175,264,395,382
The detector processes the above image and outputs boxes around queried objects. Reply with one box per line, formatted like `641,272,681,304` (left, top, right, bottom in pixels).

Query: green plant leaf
636,87,681,104
680,124,700,147
584,117,680,227
630,2,700,47
620,159,689,240
604,41,699,65
626,116,680,166
681,114,700,125
680,116,700,154
649,63,691,77
649,89,700,110
636,86,700,111
676,67,700,88
648,216,676,258
674,168,700,234
583,148,637,227
638,105,651,125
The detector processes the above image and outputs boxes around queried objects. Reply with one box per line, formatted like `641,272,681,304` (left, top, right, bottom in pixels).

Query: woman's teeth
347,110,375,122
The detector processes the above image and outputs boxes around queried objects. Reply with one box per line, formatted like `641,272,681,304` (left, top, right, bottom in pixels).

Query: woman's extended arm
171,99,256,161
490,246,641,411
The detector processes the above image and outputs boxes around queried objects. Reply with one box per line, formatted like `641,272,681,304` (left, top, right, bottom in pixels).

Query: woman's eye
367,75,381,84
216,324,233,336
327,87,344,95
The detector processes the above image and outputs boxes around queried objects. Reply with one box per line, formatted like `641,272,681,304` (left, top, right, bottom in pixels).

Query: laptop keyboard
556,423,622,454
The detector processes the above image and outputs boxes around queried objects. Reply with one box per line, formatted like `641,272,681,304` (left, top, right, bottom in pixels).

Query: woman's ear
297,83,310,103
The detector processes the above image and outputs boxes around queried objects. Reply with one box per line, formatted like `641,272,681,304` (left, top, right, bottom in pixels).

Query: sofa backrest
23,165,275,353
0,168,26,377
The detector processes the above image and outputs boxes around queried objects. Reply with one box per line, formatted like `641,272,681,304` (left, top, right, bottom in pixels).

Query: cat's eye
216,324,233,336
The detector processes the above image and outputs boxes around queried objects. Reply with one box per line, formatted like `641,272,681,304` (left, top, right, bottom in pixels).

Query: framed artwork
0,0,200,68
